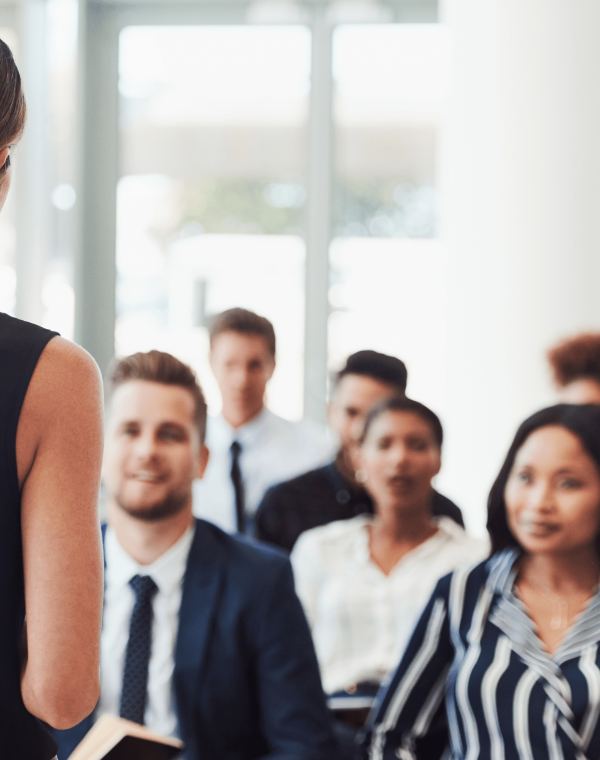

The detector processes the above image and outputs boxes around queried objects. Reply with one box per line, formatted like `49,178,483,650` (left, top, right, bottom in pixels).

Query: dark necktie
230,440,245,533
119,574,158,725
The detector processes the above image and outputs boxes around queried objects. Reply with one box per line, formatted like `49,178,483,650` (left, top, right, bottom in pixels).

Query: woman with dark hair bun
292,397,486,759
0,39,104,758
362,403,600,760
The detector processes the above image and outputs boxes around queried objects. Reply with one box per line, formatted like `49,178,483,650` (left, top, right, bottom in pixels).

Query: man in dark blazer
255,350,463,552
53,350,336,760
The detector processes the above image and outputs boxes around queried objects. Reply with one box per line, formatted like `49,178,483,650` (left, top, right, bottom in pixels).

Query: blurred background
3,0,600,535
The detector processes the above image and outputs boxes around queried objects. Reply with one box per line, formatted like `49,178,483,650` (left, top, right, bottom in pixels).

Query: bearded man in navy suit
53,350,336,760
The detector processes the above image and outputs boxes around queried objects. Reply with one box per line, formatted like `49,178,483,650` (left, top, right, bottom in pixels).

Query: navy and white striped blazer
362,548,600,760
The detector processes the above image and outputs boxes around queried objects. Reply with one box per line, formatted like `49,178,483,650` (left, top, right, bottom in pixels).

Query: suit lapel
173,520,224,752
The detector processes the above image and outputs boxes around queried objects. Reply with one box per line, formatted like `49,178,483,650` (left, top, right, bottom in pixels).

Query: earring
355,469,368,484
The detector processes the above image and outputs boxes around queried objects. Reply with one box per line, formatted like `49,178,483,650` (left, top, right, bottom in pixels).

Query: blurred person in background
54,350,336,760
291,397,487,760
193,307,333,534
0,39,104,759
547,332,600,404
256,350,463,552
362,403,600,760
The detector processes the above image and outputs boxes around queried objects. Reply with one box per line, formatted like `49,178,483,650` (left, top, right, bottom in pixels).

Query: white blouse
291,515,488,695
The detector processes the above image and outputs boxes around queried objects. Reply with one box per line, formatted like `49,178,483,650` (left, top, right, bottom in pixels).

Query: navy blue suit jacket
53,519,336,760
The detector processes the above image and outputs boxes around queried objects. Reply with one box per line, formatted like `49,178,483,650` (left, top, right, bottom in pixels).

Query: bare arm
17,336,104,729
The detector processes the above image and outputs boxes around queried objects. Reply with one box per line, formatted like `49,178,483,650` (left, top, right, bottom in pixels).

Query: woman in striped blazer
362,403,600,760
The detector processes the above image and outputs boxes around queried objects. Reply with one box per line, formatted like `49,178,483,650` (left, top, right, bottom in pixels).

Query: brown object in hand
68,714,183,760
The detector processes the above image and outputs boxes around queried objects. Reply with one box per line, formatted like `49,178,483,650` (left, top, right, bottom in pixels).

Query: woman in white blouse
291,398,487,728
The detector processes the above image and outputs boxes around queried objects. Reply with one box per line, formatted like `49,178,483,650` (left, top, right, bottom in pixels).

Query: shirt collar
105,523,196,597
326,459,350,490
219,407,271,448
327,458,373,499
486,546,521,595
487,546,600,665
354,514,463,568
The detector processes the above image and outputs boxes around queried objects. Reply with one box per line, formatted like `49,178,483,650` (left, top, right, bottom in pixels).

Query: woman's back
0,37,104,759
0,314,60,758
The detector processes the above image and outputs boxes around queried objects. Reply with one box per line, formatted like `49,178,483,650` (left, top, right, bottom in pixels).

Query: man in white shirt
193,308,333,533
51,349,337,760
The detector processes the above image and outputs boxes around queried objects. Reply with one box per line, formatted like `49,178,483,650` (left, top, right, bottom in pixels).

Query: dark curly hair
487,404,600,554
548,333,600,387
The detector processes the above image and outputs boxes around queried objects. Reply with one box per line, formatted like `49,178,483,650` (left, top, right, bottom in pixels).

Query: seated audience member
193,308,333,534
256,351,464,552
291,397,487,759
53,350,337,760
361,403,600,760
548,332,600,404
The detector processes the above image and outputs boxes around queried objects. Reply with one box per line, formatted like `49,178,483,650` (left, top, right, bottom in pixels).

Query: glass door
117,24,311,418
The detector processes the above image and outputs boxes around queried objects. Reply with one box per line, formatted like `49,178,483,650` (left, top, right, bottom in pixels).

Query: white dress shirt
96,525,195,736
193,407,334,532
291,515,489,695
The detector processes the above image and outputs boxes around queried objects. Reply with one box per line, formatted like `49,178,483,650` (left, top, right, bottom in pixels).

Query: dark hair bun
0,38,26,171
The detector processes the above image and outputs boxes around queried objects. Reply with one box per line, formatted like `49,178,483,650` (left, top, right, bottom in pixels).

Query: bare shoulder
21,336,102,429
17,337,103,487
31,335,101,392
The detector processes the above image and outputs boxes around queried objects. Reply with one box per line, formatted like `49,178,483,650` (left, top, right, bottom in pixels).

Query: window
75,2,443,421
329,23,450,409
117,25,311,418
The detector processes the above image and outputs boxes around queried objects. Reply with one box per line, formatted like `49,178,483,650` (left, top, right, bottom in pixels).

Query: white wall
435,0,600,535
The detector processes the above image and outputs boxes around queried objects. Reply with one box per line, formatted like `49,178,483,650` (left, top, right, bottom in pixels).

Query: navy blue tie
230,440,245,533
119,574,158,725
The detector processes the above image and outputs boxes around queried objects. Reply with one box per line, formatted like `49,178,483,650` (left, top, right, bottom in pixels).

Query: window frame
75,0,438,422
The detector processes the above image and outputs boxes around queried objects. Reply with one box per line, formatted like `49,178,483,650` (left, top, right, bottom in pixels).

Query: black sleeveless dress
0,313,59,758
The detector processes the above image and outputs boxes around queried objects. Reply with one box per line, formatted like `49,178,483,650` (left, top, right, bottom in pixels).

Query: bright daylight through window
329,24,450,412
117,25,311,418
117,21,449,421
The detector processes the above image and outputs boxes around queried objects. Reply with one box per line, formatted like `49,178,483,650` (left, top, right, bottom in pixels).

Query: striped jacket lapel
487,549,600,759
